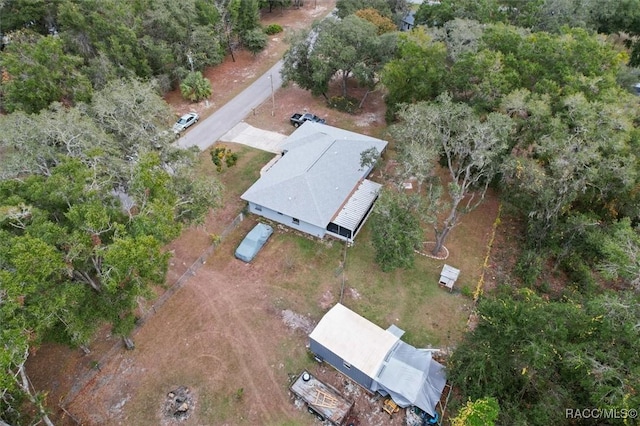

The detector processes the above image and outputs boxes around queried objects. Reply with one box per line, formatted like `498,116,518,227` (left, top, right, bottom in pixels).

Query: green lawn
144,142,490,425
204,144,478,348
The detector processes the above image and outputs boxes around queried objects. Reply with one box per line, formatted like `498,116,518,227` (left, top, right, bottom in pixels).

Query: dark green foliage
0,0,51,34
327,96,359,113
225,152,239,168
415,0,505,27
281,15,398,101
0,0,225,111
211,146,239,172
259,0,290,13
264,23,283,35
242,28,269,56
580,217,640,290
513,249,543,287
230,0,261,34
381,28,448,120
58,0,152,78
335,0,393,19
415,0,595,33
180,71,213,102
281,28,329,97
588,0,640,66
377,3,640,423
370,190,422,272
558,253,597,293
0,31,92,113
0,146,219,423
449,287,640,425
194,0,221,26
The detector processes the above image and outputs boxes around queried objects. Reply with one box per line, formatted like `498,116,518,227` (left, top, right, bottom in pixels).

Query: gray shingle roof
241,122,387,228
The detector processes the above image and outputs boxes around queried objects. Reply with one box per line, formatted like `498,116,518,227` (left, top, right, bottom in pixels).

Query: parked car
290,112,326,127
234,223,274,262
173,112,199,134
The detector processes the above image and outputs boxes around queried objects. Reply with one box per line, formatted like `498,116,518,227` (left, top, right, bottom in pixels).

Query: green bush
559,253,596,293
211,145,239,172
328,96,359,113
225,152,238,168
460,286,474,298
514,249,543,287
264,24,283,35
180,71,212,102
242,28,268,56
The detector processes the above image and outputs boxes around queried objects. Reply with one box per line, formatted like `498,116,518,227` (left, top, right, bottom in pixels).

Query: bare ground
22,2,396,425
25,1,502,424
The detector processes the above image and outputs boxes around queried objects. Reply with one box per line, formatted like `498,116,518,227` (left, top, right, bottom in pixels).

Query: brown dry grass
25,1,503,424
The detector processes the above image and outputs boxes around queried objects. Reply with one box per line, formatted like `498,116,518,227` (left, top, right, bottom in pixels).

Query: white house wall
247,202,327,239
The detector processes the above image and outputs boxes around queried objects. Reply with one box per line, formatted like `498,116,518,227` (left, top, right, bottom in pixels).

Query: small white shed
439,264,460,292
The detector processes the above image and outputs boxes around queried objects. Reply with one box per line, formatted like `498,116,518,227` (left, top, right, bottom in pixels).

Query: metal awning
331,179,381,232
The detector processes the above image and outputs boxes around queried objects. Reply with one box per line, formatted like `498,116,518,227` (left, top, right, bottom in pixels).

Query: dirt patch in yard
165,3,334,123
244,78,389,139
24,1,502,424
25,3,339,425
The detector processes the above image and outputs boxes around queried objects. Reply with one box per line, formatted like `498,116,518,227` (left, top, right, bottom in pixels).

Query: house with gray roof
240,121,387,241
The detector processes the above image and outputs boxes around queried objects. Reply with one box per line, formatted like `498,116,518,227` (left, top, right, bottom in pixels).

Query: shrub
264,24,283,35
179,71,212,102
225,152,239,168
242,28,268,56
514,249,543,287
328,96,359,113
211,145,238,172
559,253,596,293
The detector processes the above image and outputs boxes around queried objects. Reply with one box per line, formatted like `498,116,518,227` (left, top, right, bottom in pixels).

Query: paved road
177,60,284,151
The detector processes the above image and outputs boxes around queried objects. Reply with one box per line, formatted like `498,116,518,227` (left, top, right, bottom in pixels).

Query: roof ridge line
305,138,337,172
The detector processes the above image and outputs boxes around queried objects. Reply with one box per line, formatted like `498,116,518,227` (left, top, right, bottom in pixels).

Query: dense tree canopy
415,0,640,66
381,28,448,119
0,0,227,112
0,31,92,113
380,11,640,423
281,15,398,101
0,79,221,424
335,0,394,19
382,23,639,264
449,287,640,424
370,189,423,272
389,93,513,256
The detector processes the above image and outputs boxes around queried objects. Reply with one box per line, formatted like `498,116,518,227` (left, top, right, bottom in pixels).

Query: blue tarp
235,223,273,262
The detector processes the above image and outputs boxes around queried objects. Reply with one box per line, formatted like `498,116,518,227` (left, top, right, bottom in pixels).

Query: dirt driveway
60,215,409,425
23,0,492,424
65,230,310,425
22,1,408,425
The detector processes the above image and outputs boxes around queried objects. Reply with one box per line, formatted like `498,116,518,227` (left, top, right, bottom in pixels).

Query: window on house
255,205,262,211
277,211,283,215
293,218,300,225
343,361,351,370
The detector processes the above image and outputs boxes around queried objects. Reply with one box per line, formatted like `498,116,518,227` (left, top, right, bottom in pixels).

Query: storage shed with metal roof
309,304,447,418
